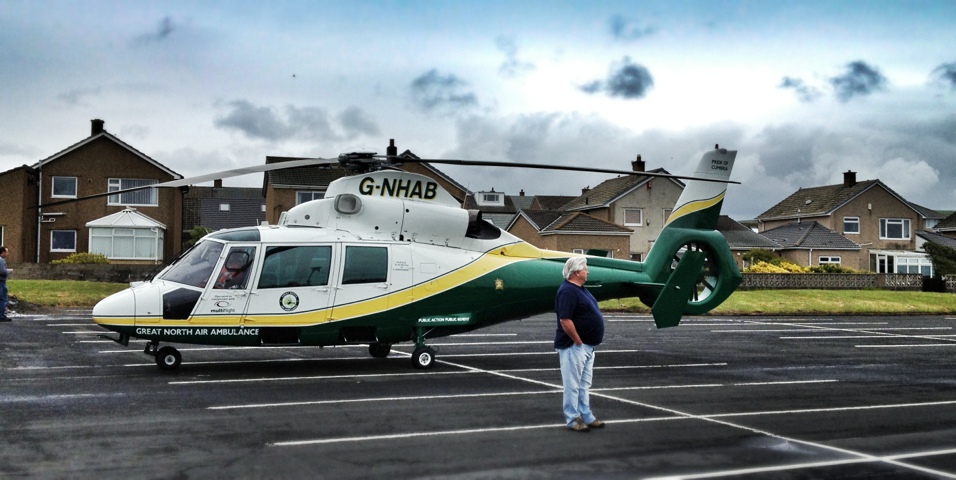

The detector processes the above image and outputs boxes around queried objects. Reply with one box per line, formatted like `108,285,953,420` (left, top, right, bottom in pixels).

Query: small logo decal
280,291,300,311
495,278,504,290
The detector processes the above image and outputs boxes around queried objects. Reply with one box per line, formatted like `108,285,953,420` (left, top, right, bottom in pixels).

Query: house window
895,256,933,276
51,230,76,252
51,176,77,198
261,204,266,213
624,208,643,226
879,218,910,240
90,227,164,260
818,256,841,265
108,178,158,206
572,249,585,254
662,209,672,225
342,246,388,284
296,191,324,205
843,217,860,234
219,203,231,212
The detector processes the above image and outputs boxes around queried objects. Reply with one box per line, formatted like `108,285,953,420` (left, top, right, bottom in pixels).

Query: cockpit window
214,246,256,290
257,245,331,289
159,240,224,288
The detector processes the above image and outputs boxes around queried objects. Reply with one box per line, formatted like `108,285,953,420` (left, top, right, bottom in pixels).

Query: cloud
778,76,822,103
213,100,380,142
409,69,478,113
828,61,887,102
608,14,656,41
496,36,535,78
133,16,176,45
57,87,103,106
579,57,654,99
931,62,956,91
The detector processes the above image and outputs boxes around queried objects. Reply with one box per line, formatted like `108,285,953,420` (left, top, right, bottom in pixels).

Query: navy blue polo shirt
554,280,605,349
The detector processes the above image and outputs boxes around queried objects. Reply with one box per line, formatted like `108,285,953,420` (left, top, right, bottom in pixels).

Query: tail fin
643,147,741,327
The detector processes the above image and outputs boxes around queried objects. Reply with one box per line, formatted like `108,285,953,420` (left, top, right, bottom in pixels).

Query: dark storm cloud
778,76,822,103
608,14,656,41
214,100,380,142
829,61,887,102
409,69,478,113
133,16,175,45
579,57,654,99
496,36,535,78
931,62,956,90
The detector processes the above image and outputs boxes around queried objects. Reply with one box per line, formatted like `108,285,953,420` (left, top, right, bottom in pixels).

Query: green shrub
51,252,111,265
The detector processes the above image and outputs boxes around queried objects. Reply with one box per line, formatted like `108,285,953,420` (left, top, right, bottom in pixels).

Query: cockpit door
191,245,257,326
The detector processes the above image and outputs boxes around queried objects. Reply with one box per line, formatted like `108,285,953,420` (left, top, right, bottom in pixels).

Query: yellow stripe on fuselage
95,241,568,329
665,191,725,226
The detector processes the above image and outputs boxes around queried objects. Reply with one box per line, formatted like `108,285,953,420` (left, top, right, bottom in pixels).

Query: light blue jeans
557,344,596,427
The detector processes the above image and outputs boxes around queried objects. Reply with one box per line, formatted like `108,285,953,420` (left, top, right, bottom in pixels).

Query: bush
51,252,110,265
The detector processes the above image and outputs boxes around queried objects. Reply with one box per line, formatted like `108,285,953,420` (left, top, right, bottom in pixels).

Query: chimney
582,186,590,195
91,119,105,136
214,179,223,189
387,139,397,158
843,170,857,187
631,154,645,172
519,189,525,197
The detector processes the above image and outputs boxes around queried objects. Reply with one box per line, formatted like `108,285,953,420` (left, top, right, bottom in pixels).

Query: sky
2,0,955,221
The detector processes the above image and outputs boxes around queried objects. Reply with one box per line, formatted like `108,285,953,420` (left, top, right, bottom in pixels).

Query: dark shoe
568,417,590,432
0,317,10,322
587,420,605,429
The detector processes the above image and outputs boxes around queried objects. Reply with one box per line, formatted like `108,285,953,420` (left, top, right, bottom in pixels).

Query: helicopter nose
92,288,137,325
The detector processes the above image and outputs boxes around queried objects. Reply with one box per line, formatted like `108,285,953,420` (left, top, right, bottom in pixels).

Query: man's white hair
563,257,587,280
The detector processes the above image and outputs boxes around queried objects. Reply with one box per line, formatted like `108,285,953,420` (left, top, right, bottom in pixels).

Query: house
0,119,183,264
507,210,632,257
935,211,956,239
759,221,863,269
756,171,938,273
714,216,782,270
461,190,530,229
559,156,684,261
183,180,265,235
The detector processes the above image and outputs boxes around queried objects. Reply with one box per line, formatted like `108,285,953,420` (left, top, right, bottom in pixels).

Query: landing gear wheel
411,346,436,369
155,346,182,371
368,342,392,358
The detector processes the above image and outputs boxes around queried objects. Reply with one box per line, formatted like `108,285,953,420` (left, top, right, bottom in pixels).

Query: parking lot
3,311,956,479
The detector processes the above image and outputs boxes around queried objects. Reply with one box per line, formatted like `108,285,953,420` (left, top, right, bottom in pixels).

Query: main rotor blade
158,157,339,188
387,157,740,184
37,157,339,209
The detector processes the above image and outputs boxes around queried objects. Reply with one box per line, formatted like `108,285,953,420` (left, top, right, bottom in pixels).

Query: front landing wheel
411,346,436,369
155,346,182,371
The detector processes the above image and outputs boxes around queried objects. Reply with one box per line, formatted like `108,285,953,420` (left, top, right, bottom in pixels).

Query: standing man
0,246,11,321
554,257,605,432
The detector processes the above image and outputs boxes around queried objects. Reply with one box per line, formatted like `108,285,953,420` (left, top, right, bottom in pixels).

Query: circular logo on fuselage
279,291,300,311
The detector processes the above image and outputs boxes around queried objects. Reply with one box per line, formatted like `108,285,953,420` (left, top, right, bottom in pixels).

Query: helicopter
87,146,740,370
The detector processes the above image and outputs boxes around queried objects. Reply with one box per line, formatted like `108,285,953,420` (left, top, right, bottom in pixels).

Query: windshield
159,240,224,288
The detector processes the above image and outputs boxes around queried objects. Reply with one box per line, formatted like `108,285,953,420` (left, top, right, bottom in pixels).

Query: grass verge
600,289,956,316
7,280,956,315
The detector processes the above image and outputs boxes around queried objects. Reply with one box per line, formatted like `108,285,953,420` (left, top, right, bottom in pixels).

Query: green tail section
644,148,742,328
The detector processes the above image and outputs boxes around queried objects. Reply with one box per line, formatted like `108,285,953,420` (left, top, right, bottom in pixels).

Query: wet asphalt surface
2,310,956,479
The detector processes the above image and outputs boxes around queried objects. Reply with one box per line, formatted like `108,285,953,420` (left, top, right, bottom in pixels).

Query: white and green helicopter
89,146,740,370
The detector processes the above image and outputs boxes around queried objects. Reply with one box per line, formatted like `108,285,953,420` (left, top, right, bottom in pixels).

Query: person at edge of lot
0,246,11,322
554,256,605,433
